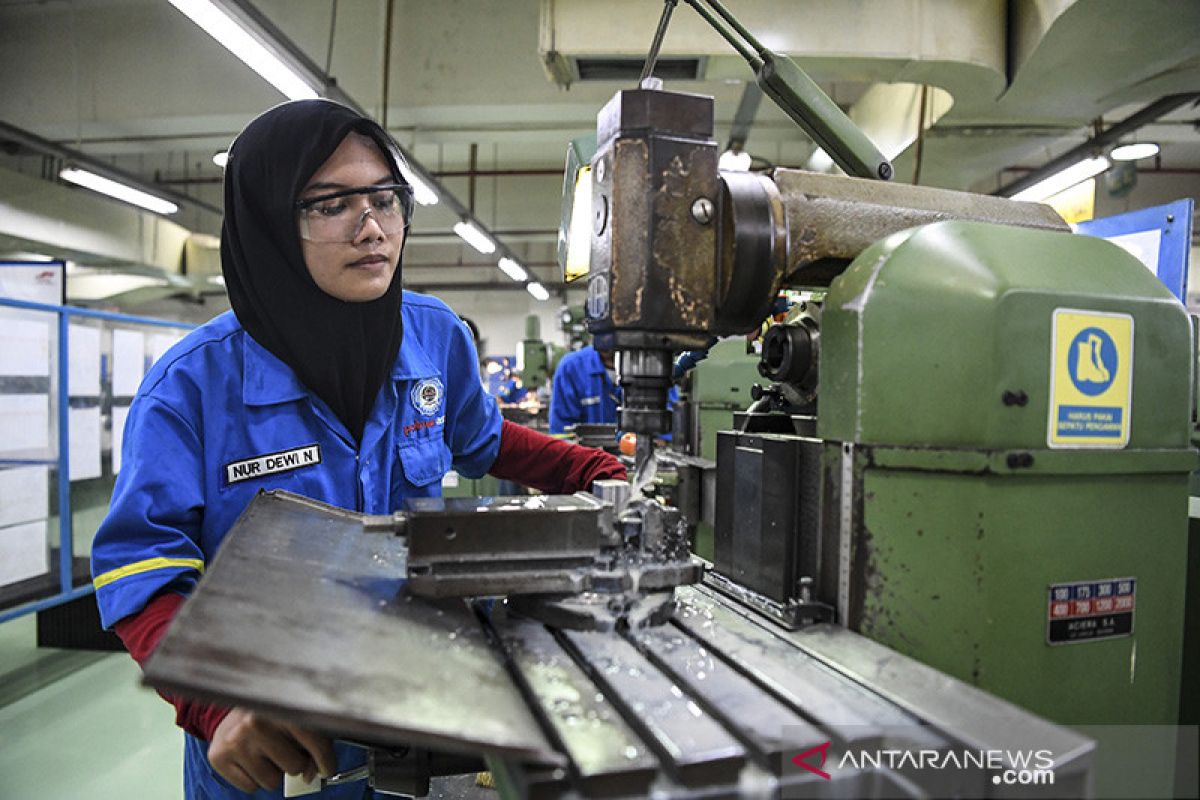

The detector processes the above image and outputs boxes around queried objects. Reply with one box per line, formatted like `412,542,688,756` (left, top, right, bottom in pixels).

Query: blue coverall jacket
548,345,678,436
548,345,617,434
91,292,502,799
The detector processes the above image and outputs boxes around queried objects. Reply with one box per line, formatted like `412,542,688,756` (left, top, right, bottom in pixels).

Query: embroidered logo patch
410,378,444,416
225,444,321,485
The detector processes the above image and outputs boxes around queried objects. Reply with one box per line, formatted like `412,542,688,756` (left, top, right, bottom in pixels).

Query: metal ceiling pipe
725,82,763,152
0,119,222,216
994,93,1200,197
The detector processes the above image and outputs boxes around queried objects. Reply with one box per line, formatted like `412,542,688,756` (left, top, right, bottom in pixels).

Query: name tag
225,444,321,484
580,396,601,406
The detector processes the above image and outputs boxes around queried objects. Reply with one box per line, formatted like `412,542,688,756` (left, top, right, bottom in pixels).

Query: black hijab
221,99,410,442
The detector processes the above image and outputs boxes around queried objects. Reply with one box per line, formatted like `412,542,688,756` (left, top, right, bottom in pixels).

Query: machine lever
682,0,892,180
640,0,680,87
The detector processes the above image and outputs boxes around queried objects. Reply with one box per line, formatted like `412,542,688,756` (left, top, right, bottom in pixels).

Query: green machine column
819,220,1194,727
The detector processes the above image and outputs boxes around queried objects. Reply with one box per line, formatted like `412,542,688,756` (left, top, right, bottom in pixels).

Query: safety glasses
296,183,414,243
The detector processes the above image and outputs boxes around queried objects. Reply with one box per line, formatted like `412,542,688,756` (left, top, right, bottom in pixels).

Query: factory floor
0,613,183,798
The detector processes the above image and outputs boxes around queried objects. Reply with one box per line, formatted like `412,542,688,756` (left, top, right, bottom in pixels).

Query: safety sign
1048,309,1133,448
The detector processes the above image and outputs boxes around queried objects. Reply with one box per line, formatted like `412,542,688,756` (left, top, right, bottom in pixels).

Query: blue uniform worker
549,345,678,436
89,100,622,799
549,345,618,434
92,295,496,798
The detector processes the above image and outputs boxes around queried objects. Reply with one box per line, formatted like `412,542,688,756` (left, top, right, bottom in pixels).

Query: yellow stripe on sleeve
92,557,206,590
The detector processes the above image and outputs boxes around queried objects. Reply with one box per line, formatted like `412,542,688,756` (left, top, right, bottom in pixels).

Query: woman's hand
208,707,337,792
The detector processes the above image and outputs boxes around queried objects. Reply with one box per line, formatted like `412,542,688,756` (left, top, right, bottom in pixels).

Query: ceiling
0,0,1197,305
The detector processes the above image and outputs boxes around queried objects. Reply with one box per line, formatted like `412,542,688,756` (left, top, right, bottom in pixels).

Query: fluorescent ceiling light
526,282,550,301
497,257,528,282
718,149,752,171
398,163,438,206
1011,156,1110,202
1110,142,1159,162
59,167,179,215
2,252,55,262
454,221,496,254
167,0,319,100
213,150,228,168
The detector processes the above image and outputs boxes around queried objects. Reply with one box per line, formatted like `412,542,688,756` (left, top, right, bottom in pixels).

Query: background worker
90,99,623,799
549,343,677,438
548,343,618,434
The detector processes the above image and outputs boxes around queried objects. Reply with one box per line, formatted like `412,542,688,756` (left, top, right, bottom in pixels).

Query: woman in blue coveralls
90,100,624,799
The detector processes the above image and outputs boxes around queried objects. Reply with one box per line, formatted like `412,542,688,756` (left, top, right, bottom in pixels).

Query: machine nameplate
1046,577,1136,645
1048,309,1133,449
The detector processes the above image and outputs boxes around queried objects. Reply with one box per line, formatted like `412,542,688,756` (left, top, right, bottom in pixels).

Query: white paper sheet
112,329,146,396
1108,229,1163,276
0,394,50,453
149,332,182,367
111,404,130,474
69,406,102,481
68,324,102,395
0,316,51,376
0,262,63,305
0,519,50,586
0,465,49,528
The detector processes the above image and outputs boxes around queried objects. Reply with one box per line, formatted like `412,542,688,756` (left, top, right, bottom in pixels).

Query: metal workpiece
771,169,1068,286
142,490,561,765
396,489,702,608
591,478,631,513
401,494,615,598
619,496,690,565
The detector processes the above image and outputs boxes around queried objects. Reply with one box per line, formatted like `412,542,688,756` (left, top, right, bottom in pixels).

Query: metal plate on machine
672,586,945,749
1047,577,1136,645
489,617,660,797
630,623,827,773
142,490,562,765
141,490,1094,797
559,629,747,788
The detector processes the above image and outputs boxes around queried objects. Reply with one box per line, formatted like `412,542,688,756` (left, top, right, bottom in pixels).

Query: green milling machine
819,221,1193,726
551,3,1198,789
568,78,1197,788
